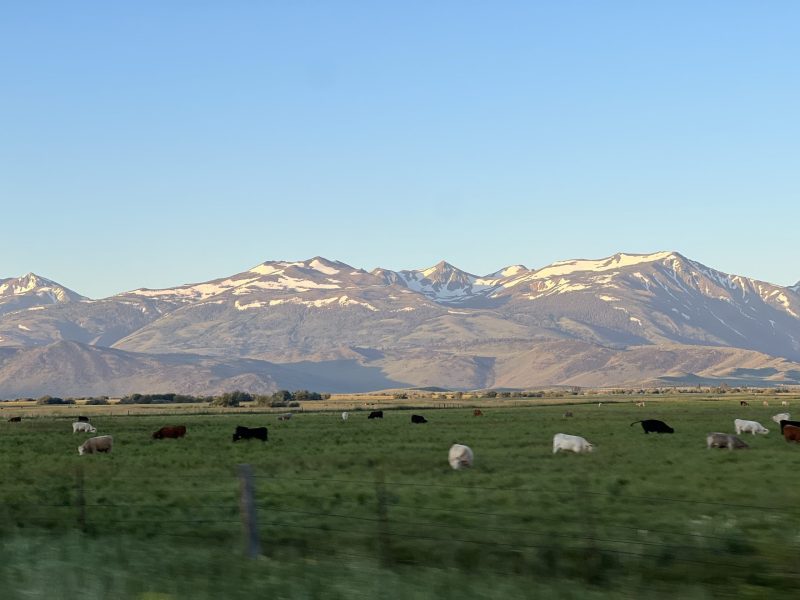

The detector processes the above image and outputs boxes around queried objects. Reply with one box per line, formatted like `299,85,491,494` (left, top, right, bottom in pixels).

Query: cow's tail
630,421,642,427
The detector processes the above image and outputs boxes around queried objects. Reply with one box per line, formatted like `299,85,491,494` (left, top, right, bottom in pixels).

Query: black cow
779,419,800,434
77,416,90,422
232,425,268,442
411,414,427,424
368,411,384,419
630,419,674,434
7,416,21,423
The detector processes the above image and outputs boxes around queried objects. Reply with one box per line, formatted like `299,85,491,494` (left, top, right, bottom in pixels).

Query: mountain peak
420,260,461,278
532,251,685,279
488,265,528,278
0,273,86,316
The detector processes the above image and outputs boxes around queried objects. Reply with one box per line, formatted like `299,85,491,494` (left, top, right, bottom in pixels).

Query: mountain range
1,252,799,397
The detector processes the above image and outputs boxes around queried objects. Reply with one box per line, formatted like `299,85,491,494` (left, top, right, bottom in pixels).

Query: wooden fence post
76,465,86,533
375,467,392,567
238,464,261,558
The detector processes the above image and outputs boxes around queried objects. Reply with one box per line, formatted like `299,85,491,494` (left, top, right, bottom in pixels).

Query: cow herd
53,417,272,454
5,402,799,467
554,411,800,455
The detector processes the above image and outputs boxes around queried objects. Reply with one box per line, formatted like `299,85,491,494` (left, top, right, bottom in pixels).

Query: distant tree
271,390,293,402
212,390,252,407
485,391,497,398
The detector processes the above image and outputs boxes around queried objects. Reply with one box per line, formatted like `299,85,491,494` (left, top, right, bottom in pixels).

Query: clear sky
2,2,798,298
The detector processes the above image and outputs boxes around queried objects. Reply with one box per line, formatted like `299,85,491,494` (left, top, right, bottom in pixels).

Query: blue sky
2,2,798,298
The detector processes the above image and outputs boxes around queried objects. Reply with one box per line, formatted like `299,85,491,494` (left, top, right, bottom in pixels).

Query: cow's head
78,445,85,456
586,443,595,453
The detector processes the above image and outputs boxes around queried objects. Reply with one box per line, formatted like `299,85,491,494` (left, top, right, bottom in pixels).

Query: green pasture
1,399,799,599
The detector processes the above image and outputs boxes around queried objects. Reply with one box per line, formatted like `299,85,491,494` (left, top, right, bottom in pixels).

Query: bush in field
212,390,252,407
120,393,205,404
85,397,110,405
36,396,75,405
257,390,325,406
293,390,323,401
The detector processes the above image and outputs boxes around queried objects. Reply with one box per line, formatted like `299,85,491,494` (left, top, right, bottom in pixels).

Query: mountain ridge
2,251,800,396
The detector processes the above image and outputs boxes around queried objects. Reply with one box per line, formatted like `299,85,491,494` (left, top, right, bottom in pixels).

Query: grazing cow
779,419,800,434
72,422,97,434
152,425,187,440
341,412,349,422
597,403,603,407
552,433,594,454
78,435,113,455
473,409,483,417
635,401,646,407
781,400,789,407
448,444,474,470
762,400,770,407
368,410,384,419
7,416,21,422
706,432,749,450
772,412,791,424
734,419,769,436
232,425,268,442
630,419,674,434
77,416,90,422
563,411,573,418
411,414,427,424
783,425,800,443
740,400,749,407
277,413,293,421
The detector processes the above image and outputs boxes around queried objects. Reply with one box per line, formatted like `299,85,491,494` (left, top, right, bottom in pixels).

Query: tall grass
1,400,798,598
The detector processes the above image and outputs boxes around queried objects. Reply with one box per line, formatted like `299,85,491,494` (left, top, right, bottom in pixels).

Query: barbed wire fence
2,466,799,591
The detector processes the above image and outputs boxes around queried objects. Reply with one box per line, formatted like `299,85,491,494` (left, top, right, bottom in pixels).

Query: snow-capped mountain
373,261,530,306
0,273,86,317
2,252,800,395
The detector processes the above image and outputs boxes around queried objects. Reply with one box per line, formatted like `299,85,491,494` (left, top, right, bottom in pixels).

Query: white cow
552,433,594,454
734,419,769,436
72,422,97,433
448,444,474,470
772,412,791,424
341,411,349,422
78,435,113,455
781,400,790,407
706,432,749,450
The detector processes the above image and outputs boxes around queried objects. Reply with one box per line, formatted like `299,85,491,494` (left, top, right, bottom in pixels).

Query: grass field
1,397,799,599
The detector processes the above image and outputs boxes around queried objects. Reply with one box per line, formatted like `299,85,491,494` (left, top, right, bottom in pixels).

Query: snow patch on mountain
531,251,676,280
236,295,378,312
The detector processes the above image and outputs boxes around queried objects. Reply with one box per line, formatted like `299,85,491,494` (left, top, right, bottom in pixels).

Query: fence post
375,467,392,567
76,465,86,533
238,464,261,558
